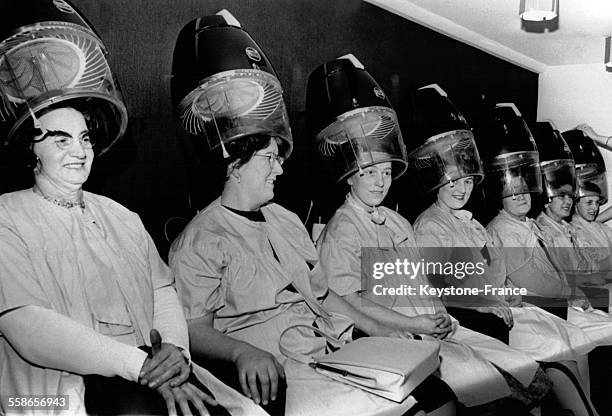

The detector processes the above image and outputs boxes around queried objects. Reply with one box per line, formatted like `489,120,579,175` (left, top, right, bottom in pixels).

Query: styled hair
17,101,98,169
224,134,286,173
224,134,272,169
546,170,574,192
580,181,602,197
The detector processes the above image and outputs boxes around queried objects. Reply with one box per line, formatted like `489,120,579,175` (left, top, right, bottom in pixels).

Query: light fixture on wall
605,36,612,72
519,0,559,32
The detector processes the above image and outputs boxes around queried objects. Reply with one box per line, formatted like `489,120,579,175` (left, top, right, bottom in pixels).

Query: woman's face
437,176,474,211
237,139,283,209
546,192,573,222
502,192,531,221
575,195,601,222
347,162,392,208
32,108,94,192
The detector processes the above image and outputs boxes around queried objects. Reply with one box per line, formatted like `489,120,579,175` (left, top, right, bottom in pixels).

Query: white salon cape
535,212,612,347
487,210,597,357
571,215,612,310
487,210,574,299
414,203,588,364
316,196,532,406
571,215,612,276
170,198,418,416
535,213,592,274
0,189,262,416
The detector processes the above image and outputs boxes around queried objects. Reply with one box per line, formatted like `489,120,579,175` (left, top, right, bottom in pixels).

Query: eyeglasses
53,135,95,150
35,129,96,150
253,152,285,166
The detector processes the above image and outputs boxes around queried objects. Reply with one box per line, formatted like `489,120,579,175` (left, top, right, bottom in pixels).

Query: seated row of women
2,27,612,416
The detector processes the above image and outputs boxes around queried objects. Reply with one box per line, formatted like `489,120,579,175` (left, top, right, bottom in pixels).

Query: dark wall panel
1,0,538,254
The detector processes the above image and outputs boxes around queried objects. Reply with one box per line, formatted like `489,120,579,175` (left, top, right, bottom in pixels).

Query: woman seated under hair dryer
168,12,456,416
573,124,612,225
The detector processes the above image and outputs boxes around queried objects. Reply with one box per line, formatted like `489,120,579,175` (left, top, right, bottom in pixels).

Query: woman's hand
371,313,452,340
575,123,599,138
506,294,523,307
476,303,514,328
408,313,453,339
156,379,217,416
575,123,609,141
233,344,285,406
570,288,593,311
139,329,190,389
570,294,593,311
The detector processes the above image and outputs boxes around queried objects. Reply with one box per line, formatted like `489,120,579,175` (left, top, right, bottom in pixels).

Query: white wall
537,63,612,214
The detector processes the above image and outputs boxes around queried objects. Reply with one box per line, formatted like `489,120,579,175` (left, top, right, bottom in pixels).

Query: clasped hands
139,329,217,415
376,312,453,340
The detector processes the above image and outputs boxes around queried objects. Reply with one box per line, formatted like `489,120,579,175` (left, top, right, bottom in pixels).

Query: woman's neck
503,209,526,222
34,175,83,202
435,199,454,214
348,191,377,213
545,208,564,223
220,182,261,212
576,212,592,223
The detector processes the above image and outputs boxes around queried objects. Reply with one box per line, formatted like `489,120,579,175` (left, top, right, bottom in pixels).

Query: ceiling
365,0,612,72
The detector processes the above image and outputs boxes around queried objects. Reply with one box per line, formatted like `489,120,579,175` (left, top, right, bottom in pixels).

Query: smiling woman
0,100,261,415
575,193,602,222
436,176,474,211
31,107,94,202
545,185,575,222
221,135,286,211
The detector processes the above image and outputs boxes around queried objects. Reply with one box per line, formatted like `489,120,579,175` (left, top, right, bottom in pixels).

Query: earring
237,174,241,184
33,157,41,175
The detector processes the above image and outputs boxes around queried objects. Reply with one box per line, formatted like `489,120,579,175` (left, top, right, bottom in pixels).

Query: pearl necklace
33,187,85,210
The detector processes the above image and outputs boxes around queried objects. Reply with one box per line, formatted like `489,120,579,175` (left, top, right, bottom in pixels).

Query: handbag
280,324,441,402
